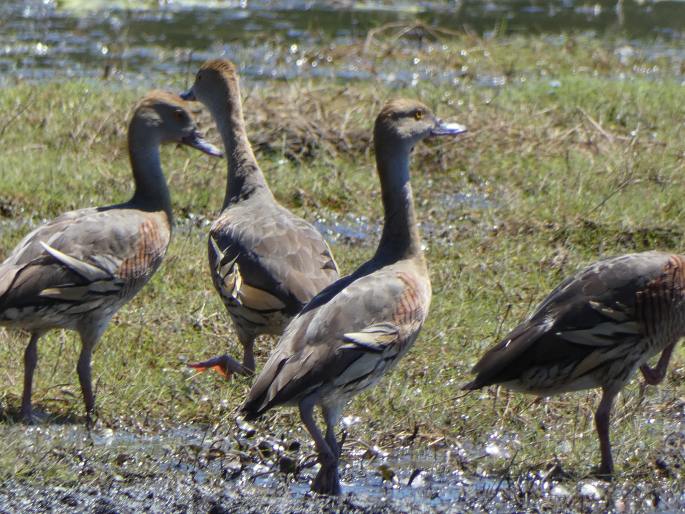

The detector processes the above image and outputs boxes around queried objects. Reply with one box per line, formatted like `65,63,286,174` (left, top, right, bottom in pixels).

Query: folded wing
243,263,428,419
465,252,680,390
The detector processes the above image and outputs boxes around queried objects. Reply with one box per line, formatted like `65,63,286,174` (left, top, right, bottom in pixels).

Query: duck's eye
174,110,184,121
196,73,202,82
414,110,424,120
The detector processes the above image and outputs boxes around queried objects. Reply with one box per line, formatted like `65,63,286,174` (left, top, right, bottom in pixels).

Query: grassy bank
1,31,685,507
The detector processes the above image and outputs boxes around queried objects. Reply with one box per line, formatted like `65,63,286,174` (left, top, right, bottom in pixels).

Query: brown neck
127,118,173,222
204,75,270,207
374,140,422,262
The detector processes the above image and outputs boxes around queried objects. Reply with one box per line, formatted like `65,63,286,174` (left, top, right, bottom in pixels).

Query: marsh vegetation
1,1,685,512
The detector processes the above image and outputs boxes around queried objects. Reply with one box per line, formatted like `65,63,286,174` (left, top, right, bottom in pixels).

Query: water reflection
1,0,685,84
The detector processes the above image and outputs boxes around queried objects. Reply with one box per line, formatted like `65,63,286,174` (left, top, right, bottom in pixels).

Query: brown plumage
241,99,467,495
0,92,221,423
464,251,685,475
181,59,339,377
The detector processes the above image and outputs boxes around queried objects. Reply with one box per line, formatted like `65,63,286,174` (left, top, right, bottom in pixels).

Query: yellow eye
414,110,424,120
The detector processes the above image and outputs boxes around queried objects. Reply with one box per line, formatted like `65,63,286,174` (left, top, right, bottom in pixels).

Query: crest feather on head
136,90,190,111
200,58,238,76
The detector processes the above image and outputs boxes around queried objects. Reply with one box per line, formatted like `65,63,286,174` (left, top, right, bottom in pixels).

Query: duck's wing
242,261,430,419
464,251,684,389
0,207,170,316
209,202,338,318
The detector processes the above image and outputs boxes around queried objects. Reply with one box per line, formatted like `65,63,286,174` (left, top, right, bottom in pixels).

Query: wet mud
1,420,684,513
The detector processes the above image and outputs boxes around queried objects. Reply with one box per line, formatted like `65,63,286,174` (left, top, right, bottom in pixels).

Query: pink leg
77,321,110,426
640,343,676,386
299,396,341,495
188,354,250,378
188,331,254,379
240,331,256,375
77,338,96,424
322,403,343,459
20,333,40,423
595,385,619,476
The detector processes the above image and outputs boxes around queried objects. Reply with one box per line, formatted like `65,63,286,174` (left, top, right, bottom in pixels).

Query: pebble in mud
550,484,571,497
4,419,685,511
579,482,602,500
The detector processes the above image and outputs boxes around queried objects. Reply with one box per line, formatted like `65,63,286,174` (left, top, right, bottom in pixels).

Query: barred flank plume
465,251,685,394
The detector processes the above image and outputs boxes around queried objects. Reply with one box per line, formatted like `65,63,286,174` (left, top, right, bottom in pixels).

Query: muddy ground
1,421,683,513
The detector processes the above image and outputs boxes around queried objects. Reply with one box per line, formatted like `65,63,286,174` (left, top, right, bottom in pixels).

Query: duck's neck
205,81,269,208
128,119,173,222
374,142,423,262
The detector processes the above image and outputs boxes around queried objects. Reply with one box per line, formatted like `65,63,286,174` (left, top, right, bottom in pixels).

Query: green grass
1,32,685,498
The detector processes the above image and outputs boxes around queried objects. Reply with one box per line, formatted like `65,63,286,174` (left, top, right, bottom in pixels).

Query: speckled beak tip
182,130,223,157
179,89,196,101
431,121,467,137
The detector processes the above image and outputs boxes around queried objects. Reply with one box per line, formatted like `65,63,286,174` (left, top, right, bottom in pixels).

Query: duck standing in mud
242,99,466,495
0,92,221,423
180,59,340,379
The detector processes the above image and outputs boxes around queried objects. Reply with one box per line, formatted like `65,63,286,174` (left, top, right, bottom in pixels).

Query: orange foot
188,354,249,379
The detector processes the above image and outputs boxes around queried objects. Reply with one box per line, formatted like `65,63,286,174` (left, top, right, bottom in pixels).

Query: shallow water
0,421,609,511
2,0,685,85
2,420,683,512
3,2,685,512
314,212,378,244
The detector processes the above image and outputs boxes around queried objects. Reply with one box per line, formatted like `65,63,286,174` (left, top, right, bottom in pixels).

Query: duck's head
374,98,466,152
180,58,238,106
132,91,222,156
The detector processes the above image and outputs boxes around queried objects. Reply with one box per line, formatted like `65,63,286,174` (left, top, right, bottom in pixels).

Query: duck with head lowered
241,98,466,495
180,59,339,378
0,91,221,423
